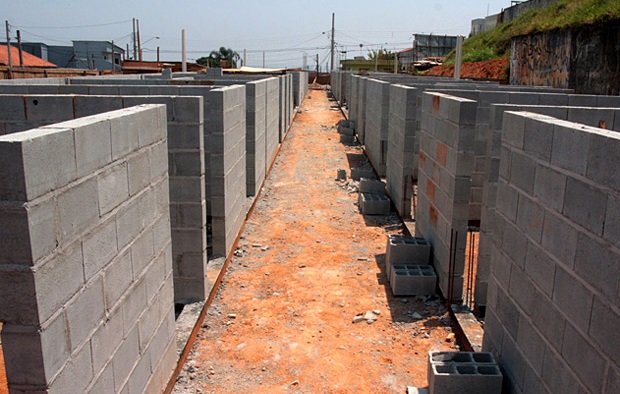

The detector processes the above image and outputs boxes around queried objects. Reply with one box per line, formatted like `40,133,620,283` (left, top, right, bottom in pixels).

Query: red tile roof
0,44,57,68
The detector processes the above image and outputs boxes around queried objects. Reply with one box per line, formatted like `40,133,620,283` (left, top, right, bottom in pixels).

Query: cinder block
350,167,375,181
551,122,590,175
340,133,355,144
65,276,105,352
82,218,118,281
359,178,385,194
0,127,77,201
359,192,390,215
25,95,74,121
428,351,502,394
390,265,437,296
338,125,355,136
386,235,432,271
112,327,140,392
90,304,124,372
562,177,607,236
48,341,93,394
57,178,99,244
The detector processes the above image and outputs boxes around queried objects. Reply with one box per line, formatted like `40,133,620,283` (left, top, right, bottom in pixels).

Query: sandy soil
172,89,456,394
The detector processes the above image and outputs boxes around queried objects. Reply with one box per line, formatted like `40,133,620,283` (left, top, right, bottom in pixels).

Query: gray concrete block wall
0,93,209,304
349,74,359,120
357,76,368,144
206,85,247,257
364,78,391,177
245,80,267,196
483,111,620,394
415,92,477,299
265,77,281,174
386,84,418,219
472,99,620,309
278,75,286,142
0,105,176,393
331,71,341,102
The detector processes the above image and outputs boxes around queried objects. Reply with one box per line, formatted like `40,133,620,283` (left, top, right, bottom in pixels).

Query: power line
13,20,131,29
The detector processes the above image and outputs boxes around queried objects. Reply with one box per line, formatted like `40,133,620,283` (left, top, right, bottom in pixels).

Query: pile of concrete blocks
0,105,176,393
359,177,385,194
385,235,435,296
428,351,502,394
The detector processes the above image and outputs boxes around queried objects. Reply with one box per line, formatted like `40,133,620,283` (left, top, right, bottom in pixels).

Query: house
0,44,57,68
12,40,124,70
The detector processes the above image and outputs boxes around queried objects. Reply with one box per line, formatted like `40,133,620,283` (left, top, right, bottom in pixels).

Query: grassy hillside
447,0,620,65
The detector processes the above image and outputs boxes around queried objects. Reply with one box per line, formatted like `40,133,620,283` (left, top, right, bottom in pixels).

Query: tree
196,47,240,68
367,48,396,61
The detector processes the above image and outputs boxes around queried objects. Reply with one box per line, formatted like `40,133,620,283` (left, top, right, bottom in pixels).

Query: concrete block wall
278,75,286,142
475,99,620,309
0,105,176,393
292,71,307,107
331,71,341,102
265,77,281,173
357,76,368,143
416,92,478,299
483,111,620,394
386,84,418,218
206,85,247,257
0,93,209,304
287,74,294,131
348,73,359,119
245,80,267,196
364,78,391,176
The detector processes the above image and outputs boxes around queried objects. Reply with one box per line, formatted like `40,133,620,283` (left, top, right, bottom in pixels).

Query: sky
5,0,510,69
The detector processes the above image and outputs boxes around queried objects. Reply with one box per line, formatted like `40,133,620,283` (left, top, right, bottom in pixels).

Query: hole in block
477,366,500,375
456,365,477,375
472,353,493,363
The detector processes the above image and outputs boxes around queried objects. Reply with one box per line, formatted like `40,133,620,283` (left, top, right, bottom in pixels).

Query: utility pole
454,35,463,80
17,30,24,67
111,40,115,72
132,18,137,60
5,21,13,74
181,29,187,72
330,13,335,71
157,46,160,63
394,51,398,74
262,51,265,68
136,19,142,61
316,53,319,76
243,49,246,68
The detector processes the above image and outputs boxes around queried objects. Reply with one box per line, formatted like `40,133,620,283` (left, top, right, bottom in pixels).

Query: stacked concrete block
358,192,390,215
0,105,176,393
264,77,281,173
359,178,385,194
292,71,307,107
288,74,294,130
428,351,502,394
278,75,287,142
385,235,432,280
245,80,267,196
483,111,620,394
206,85,247,257
0,93,210,304
350,167,375,181
391,265,437,296
416,92,478,299
475,100,620,309
356,76,368,144
386,84,419,219
364,78,391,176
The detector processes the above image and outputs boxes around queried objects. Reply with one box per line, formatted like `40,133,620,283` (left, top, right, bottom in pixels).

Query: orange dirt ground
173,89,456,394
425,58,509,82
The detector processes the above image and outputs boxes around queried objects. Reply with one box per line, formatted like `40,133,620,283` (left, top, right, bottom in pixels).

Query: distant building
0,44,57,68
412,34,457,61
13,40,124,70
340,57,396,73
397,48,414,72
70,41,124,70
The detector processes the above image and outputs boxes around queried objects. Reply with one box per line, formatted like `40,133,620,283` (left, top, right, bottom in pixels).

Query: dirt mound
425,58,509,82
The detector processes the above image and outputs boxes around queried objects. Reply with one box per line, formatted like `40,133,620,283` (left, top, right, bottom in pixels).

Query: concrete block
128,150,151,196
359,178,385,194
561,323,606,393
131,228,155,279
340,133,355,144
428,351,502,394
66,276,105,352
90,304,124,372
25,95,74,121
552,265,593,333
533,164,566,213
350,167,375,181
524,242,556,297
359,192,390,215
0,127,77,201
509,150,536,195
97,162,129,216
586,129,620,191
390,265,437,296
82,217,118,281
551,122,590,175
104,249,134,308
541,346,588,393
113,327,140,392
49,342,93,394
74,95,123,118
57,177,99,244
574,232,619,301
562,177,607,236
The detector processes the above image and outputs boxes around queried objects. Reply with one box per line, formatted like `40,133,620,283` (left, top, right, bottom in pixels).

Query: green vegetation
445,0,620,65
197,47,240,68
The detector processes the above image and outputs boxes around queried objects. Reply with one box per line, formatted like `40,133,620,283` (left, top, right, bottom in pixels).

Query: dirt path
173,89,455,394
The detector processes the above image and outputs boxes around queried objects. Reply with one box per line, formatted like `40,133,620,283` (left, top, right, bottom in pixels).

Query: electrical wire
13,20,132,29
